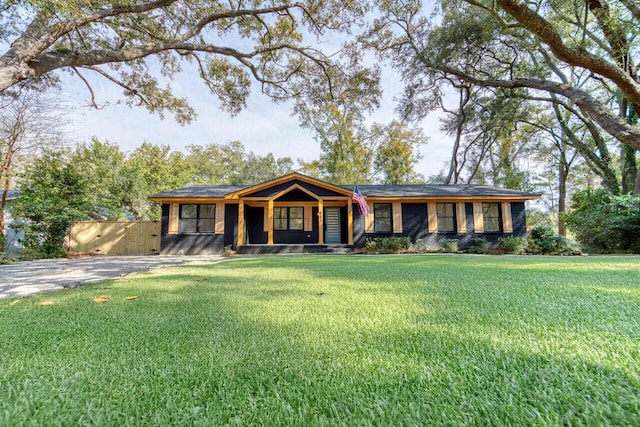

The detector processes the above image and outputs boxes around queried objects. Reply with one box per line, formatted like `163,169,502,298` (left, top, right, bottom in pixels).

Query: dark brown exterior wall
353,201,528,250
160,201,529,254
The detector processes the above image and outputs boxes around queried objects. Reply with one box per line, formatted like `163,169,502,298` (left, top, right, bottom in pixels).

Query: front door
324,207,341,243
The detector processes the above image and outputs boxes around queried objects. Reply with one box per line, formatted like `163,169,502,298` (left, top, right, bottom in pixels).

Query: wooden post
473,202,484,233
238,200,245,246
347,199,353,245
168,203,179,235
427,202,437,233
267,199,274,244
392,202,403,233
501,202,513,233
456,202,467,233
318,199,324,244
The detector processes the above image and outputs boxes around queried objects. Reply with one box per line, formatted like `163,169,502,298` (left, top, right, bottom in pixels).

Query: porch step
236,244,353,255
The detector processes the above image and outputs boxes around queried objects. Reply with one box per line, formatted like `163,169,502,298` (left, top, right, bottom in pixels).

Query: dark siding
246,206,267,244
276,189,317,201
340,206,348,243
511,202,527,237
353,210,366,247
224,204,238,249
246,180,346,198
159,203,224,254
401,203,428,241
161,234,224,255
465,203,474,233
274,230,317,244
161,204,169,236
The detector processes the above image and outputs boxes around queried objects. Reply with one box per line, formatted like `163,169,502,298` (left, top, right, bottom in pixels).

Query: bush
364,236,411,253
527,225,581,255
412,238,433,253
527,226,557,254
468,237,489,254
498,236,527,254
563,188,640,253
440,238,459,253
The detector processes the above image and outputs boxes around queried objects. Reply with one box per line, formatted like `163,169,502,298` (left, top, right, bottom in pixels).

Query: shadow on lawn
111,261,640,424
2,256,638,425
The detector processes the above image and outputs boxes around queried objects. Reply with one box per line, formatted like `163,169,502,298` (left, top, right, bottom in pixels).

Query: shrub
412,238,433,253
440,238,459,253
364,237,411,253
498,236,527,254
563,188,640,253
527,226,557,254
527,225,581,255
468,237,489,254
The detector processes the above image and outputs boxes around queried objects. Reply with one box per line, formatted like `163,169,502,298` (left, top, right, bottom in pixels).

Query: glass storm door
324,207,341,243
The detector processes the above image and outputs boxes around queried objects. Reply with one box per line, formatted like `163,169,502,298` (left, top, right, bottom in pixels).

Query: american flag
352,185,370,216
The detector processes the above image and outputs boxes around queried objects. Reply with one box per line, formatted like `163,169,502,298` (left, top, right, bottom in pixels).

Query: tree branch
496,0,640,106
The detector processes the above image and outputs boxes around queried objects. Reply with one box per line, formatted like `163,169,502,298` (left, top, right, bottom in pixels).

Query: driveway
0,255,224,299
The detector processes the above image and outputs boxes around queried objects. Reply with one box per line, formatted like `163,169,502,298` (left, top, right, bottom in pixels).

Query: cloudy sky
59,61,453,179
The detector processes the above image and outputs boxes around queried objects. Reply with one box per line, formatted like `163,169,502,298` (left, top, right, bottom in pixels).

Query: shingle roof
150,185,247,198
150,183,538,199
345,184,538,198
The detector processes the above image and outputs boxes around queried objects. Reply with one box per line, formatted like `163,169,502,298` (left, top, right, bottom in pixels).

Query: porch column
318,199,324,244
267,199,274,245
347,199,353,245
238,200,245,246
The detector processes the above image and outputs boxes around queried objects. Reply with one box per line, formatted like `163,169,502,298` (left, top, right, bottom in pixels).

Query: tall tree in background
368,0,640,192
186,141,294,185
12,150,91,258
371,121,425,184
71,138,128,219
121,142,193,219
0,0,372,123
0,86,66,243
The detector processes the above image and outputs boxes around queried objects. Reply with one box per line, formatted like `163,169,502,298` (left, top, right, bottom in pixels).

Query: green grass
1,255,639,426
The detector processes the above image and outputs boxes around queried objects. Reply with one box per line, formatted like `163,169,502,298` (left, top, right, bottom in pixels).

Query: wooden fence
68,221,161,255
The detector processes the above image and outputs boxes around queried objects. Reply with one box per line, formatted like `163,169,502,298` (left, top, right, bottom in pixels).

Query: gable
244,179,346,198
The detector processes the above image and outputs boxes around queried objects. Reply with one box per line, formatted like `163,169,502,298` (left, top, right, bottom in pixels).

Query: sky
58,63,454,180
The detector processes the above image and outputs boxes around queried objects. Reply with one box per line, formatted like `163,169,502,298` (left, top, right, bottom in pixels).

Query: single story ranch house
148,173,539,255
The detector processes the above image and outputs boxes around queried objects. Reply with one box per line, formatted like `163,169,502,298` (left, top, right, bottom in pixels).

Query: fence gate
68,221,161,255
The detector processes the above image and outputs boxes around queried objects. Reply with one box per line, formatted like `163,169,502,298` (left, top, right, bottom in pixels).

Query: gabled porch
226,174,356,247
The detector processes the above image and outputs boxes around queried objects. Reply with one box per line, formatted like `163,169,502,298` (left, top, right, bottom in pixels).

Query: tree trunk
620,144,638,194
558,157,568,237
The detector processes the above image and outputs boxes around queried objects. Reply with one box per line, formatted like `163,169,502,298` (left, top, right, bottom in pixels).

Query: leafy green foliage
186,141,294,185
11,151,92,258
120,142,194,220
1,255,638,424
363,236,411,253
1,1,374,123
563,188,640,253
71,138,128,219
440,238,459,253
498,236,527,254
527,225,581,255
468,236,489,254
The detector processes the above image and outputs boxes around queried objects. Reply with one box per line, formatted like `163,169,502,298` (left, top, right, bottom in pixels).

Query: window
436,203,456,232
179,204,215,233
273,207,304,230
374,203,392,233
483,203,501,232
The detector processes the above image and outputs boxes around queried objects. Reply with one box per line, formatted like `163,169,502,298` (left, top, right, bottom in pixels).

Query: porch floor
236,244,353,254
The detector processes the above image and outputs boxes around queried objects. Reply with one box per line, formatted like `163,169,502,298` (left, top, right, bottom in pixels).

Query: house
148,173,539,255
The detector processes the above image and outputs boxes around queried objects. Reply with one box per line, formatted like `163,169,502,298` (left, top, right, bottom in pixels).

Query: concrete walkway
0,255,224,299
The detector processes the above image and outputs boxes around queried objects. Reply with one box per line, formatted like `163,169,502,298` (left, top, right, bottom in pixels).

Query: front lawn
1,255,638,425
